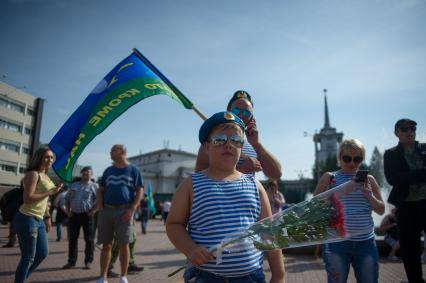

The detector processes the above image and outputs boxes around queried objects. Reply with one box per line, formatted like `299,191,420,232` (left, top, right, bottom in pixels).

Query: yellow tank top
19,173,56,220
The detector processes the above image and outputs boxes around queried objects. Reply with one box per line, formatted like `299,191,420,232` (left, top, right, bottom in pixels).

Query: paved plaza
0,219,422,283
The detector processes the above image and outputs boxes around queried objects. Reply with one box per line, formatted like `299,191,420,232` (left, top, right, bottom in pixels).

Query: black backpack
0,186,24,222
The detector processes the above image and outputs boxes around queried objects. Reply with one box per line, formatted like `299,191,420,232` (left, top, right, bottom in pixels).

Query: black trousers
67,213,94,265
396,200,426,283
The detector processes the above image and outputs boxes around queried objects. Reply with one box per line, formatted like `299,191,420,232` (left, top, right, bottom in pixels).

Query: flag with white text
49,49,193,182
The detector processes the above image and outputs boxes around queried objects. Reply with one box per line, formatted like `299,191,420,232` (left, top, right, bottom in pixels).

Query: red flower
328,193,346,237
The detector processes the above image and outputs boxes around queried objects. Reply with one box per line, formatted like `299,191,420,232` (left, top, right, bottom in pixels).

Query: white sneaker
95,278,108,283
119,276,129,283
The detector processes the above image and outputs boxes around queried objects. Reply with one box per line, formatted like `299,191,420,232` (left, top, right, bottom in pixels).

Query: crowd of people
2,90,425,283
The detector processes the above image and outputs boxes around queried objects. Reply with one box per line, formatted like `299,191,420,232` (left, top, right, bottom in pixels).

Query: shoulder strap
327,171,337,190
20,172,41,190
329,172,335,184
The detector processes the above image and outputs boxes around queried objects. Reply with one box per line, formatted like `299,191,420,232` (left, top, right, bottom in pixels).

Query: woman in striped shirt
166,111,284,283
314,139,385,283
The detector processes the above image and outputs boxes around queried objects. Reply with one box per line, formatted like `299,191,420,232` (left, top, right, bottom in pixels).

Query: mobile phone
354,170,369,182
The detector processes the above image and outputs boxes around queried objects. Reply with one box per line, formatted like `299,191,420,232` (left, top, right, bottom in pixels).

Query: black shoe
62,263,75,269
2,242,15,248
83,262,92,270
127,264,144,274
107,269,120,278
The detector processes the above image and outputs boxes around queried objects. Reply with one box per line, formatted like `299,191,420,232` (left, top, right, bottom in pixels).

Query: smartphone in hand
354,170,369,182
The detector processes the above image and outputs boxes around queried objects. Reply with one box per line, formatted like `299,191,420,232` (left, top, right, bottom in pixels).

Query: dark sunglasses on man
231,107,253,119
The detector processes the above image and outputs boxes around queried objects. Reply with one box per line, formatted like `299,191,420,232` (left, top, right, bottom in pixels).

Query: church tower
313,89,344,169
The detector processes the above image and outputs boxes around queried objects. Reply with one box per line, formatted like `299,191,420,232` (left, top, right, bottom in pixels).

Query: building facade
0,82,44,189
128,148,197,199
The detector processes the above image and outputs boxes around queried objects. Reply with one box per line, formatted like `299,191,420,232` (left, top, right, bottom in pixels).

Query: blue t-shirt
101,165,143,205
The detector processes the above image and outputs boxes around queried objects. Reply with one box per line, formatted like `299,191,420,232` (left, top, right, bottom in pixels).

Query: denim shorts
183,267,265,283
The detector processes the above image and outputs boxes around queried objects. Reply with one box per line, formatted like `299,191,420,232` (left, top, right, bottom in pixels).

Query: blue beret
199,112,245,144
227,90,253,110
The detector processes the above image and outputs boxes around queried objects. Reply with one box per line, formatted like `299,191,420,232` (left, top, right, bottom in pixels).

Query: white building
128,148,197,199
0,82,44,189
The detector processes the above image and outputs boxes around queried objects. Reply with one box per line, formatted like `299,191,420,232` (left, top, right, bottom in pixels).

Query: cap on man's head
394,118,417,130
199,112,245,144
81,166,92,173
227,90,253,110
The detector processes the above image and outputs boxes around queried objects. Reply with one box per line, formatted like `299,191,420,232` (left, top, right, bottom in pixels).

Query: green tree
367,146,384,186
311,155,339,192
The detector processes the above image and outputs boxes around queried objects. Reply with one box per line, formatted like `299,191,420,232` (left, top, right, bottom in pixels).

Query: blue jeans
56,222,62,240
13,212,49,283
183,267,265,283
323,238,379,283
141,215,148,234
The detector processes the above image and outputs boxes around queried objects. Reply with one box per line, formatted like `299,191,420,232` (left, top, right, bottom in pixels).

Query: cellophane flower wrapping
214,180,355,256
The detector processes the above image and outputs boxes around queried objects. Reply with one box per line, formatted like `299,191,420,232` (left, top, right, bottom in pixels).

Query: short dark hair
394,118,417,131
81,166,92,173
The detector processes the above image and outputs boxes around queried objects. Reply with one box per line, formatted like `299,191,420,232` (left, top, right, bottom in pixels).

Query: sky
1,0,425,181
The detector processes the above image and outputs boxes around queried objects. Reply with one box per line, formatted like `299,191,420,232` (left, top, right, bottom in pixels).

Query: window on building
27,107,35,116
0,139,20,153
0,96,7,108
0,96,25,113
24,127,32,135
0,118,22,133
10,103,25,113
22,146,30,155
0,160,17,173
19,164,26,174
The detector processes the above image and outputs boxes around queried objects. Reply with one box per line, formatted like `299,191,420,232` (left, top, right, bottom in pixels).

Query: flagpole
132,48,207,121
192,105,207,120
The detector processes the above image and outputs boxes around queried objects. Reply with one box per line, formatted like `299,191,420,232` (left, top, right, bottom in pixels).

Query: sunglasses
341,155,363,164
231,107,252,118
210,134,244,148
399,126,416,133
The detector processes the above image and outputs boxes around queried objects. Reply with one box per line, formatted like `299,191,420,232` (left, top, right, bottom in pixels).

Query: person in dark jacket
384,118,426,283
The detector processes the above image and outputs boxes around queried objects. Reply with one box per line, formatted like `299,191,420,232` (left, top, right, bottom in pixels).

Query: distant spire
323,89,330,128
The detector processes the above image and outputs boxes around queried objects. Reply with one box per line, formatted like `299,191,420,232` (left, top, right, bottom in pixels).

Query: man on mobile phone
384,118,426,283
195,90,282,180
